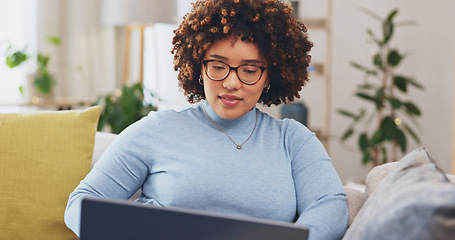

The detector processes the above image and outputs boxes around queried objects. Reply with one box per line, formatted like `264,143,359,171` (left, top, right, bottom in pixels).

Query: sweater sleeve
288,121,348,240
64,114,158,236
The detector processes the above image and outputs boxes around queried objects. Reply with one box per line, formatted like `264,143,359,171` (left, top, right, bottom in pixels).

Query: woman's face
202,36,269,120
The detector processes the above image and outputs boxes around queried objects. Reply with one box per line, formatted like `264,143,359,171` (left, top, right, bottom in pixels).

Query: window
140,0,193,111
0,0,36,104
143,23,190,111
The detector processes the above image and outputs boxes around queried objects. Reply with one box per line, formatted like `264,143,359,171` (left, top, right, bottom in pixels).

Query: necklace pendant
203,107,257,152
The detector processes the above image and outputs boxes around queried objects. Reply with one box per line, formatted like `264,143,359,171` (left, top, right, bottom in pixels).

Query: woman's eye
212,65,225,70
241,67,259,74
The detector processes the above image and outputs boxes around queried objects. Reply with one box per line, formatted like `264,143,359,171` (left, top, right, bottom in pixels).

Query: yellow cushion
0,106,101,240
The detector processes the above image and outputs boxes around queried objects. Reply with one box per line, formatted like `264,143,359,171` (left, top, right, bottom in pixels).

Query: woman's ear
265,76,271,88
200,65,205,79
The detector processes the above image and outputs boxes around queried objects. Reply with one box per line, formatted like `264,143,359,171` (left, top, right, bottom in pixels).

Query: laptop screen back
80,198,308,240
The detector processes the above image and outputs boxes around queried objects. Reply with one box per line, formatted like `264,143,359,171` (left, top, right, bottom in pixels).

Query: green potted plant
338,8,424,168
4,35,61,100
93,82,157,134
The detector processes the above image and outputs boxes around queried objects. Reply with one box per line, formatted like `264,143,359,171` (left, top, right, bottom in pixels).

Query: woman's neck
202,101,257,133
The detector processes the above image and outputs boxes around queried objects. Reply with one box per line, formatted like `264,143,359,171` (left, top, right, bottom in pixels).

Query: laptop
80,198,309,240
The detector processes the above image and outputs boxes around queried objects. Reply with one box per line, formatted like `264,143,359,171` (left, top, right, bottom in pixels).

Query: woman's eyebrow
208,54,228,60
243,59,263,64
208,54,264,64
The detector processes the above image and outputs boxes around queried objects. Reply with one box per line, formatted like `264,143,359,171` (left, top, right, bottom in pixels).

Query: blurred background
1,0,454,183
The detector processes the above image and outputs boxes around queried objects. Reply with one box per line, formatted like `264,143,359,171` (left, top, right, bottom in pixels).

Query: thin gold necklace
203,107,258,150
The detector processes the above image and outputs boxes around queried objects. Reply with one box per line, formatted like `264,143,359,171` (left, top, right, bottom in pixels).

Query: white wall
261,0,455,182
329,0,455,182
0,0,36,104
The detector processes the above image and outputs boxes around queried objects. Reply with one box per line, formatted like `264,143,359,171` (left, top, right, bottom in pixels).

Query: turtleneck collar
201,101,258,134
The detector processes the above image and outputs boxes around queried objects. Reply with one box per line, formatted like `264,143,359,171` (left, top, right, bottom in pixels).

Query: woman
65,0,348,239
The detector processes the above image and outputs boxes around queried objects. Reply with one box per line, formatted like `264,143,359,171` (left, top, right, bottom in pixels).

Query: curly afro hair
172,0,313,106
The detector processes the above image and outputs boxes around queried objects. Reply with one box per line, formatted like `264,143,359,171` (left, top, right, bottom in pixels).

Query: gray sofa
343,148,455,239
93,132,455,239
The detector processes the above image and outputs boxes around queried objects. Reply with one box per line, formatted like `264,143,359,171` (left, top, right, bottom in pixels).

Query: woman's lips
219,95,242,107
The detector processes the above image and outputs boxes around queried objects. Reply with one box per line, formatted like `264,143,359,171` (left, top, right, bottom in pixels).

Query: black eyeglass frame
202,60,268,85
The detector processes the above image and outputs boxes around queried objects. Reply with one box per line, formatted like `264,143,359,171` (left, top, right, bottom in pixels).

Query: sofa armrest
344,152,455,230
92,131,117,167
344,186,366,227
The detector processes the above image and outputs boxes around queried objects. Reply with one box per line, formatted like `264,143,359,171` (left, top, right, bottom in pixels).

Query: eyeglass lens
205,61,263,84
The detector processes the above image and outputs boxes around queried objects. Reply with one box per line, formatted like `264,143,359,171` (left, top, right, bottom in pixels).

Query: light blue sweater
65,101,348,239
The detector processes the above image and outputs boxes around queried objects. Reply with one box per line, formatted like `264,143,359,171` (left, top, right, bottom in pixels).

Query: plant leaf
358,133,369,153
387,49,403,66
33,72,56,94
375,87,385,102
341,128,354,141
361,151,371,165
337,109,357,119
403,124,421,144
385,9,399,23
406,77,424,90
356,92,383,109
383,20,394,44
394,75,407,92
47,35,61,46
370,129,385,145
95,83,157,134
402,123,421,144
388,98,402,109
399,109,423,131
37,53,50,70
359,8,382,21
395,128,407,152
383,9,398,44
373,53,383,69
366,29,382,46
403,102,421,116
381,146,388,164
381,116,396,140
358,83,376,90
356,92,376,103
6,50,29,68
350,61,378,76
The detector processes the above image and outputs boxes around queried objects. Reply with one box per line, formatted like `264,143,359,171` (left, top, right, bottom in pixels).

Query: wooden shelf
300,1,333,150
302,18,326,29
309,63,324,77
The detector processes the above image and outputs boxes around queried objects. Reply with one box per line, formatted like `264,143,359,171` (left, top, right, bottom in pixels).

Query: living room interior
1,0,455,239
2,0,453,182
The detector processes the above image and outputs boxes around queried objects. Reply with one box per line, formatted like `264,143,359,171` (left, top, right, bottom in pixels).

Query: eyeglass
202,60,268,85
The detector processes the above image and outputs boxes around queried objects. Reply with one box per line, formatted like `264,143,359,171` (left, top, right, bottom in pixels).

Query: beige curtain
36,0,118,101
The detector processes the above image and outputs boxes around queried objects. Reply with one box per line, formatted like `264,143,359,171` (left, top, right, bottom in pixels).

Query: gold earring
198,75,204,85
263,84,270,93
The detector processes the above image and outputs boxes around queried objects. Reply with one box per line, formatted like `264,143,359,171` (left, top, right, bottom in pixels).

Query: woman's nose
222,69,242,90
